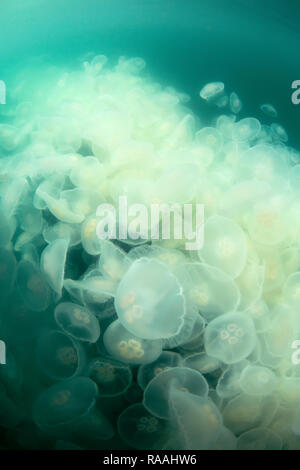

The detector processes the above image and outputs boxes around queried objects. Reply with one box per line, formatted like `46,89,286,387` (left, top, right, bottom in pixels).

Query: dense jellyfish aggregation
1,54,300,450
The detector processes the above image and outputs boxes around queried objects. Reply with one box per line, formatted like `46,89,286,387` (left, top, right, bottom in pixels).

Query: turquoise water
0,0,300,451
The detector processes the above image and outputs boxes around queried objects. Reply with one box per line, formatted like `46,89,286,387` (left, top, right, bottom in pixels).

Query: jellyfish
183,352,222,375
43,222,81,247
16,259,52,311
239,364,277,396
195,127,223,154
36,330,85,381
283,272,300,310
137,351,182,390
117,403,169,450
168,387,223,450
216,114,237,139
81,215,102,255
199,215,248,279
54,302,100,343
186,262,240,321
229,92,242,114
34,174,65,210
260,103,278,118
271,123,288,142
264,305,294,357
0,199,16,247
200,82,225,101
40,238,69,296
236,248,265,311
237,427,282,450
232,118,261,142
245,300,270,333
204,312,256,364
103,319,163,365
33,377,98,434
216,360,248,399
86,356,132,397
115,257,186,340
98,240,130,283
143,367,209,419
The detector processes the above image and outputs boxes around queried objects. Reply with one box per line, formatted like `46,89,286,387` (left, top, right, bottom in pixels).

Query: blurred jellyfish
237,427,282,450
36,330,85,381
230,92,242,114
199,216,248,279
200,82,224,101
87,356,132,397
232,118,261,142
117,403,169,450
260,103,278,118
40,238,69,297
183,352,222,375
239,364,277,396
16,259,52,311
55,302,100,343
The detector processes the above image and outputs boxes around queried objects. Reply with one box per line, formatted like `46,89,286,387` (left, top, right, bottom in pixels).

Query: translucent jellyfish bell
54,302,100,343
229,92,242,114
271,122,288,142
36,330,85,381
183,352,222,375
98,240,130,283
143,367,209,419
237,427,282,450
81,215,102,255
87,356,132,397
232,118,261,142
236,144,288,183
199,216,248,279
115,258,185,340
239,365,277,396
283,272,300,310
103,319,163,365
33,377,98,434
260,103,278,118
43,222,81,247
200,82,224,101
117,403,169,450
16,259,52,311
40,239,69,297
195,127,223,154
216,360,248,399
204,312,256,364
187,262,240,321
137,351,182,390
168,388,222,450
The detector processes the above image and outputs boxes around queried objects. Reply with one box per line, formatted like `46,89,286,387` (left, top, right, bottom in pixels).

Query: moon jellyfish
216,360,248,399
230,92,242,114
204,312,256,364
187,262,240,321
40,238,68,296
137,351,182,390
196,127,223,154
169,388,222,450
236,250,265,311
260,103,278,118
283,272,300,310
143,367,209,419
117,403,169,450
237,427,282,450
183,352,222,375
103,320,163,365
81,215,102,255
33,377,98,434
16,259,52,311
54,302,100,343
264,305,294,357
43,222,80,247
223,394,278,435
87,356,132,397
239,365,277,396
246,300,270,333
200,82,224,101
36,330,85,381
271,123,288,142
199,216,248,279
232,118,261,142
98,241,130,283
115,258,185,340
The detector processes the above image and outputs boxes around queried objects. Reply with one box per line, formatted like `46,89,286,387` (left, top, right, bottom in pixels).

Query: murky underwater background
0,0,300,450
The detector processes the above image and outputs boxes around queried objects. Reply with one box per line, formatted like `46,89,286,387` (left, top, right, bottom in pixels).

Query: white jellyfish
239,365,277,396
204,312,256,364
232,117,261,142
229,92,242,114
54,302,100,343
40,238,69,296
260,103,278,118
199,215,248,279
115,257,186,340
200,82,224,101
